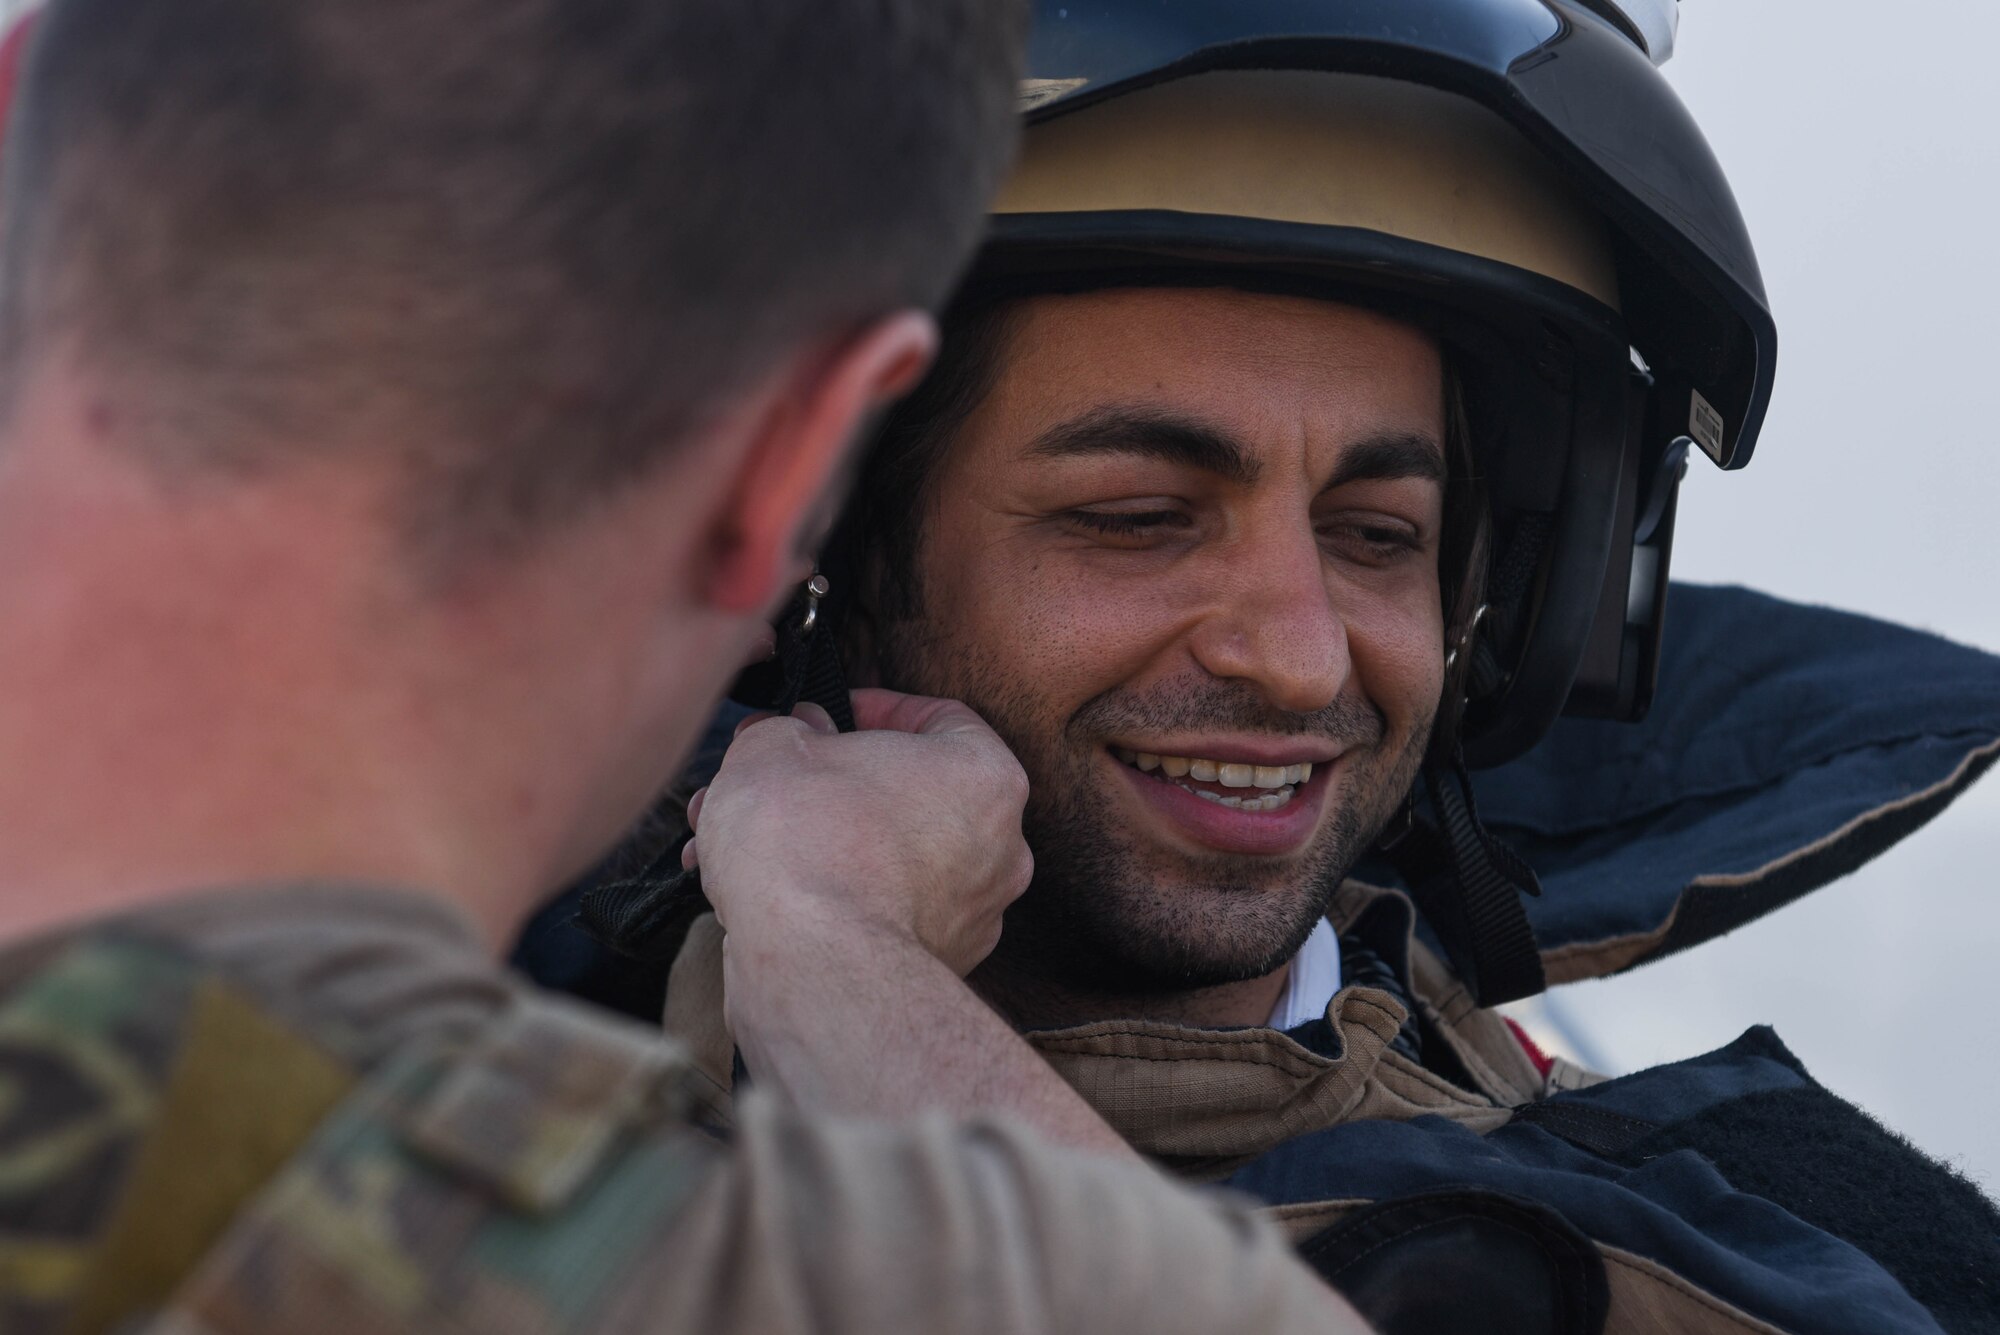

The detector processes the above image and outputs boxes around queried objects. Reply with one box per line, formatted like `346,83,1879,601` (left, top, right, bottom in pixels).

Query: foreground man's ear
703,310,937,617
0,11,40,156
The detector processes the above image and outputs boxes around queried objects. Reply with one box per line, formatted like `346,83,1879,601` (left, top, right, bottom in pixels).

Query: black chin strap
577,574,855,961
775,574,857,731
1382,752,1547,1008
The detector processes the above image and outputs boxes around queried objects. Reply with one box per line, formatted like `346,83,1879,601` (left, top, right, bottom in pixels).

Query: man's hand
684,688,1033,976
676,689,1130,1158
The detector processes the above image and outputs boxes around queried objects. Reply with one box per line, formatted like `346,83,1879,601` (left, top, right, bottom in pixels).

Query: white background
1528,1,2000,1193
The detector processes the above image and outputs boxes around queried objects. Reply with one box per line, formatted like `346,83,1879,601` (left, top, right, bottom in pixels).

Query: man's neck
970,954,1292,1031
0,410,567,949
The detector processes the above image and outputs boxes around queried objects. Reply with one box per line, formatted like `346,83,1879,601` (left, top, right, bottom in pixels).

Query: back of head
0,0,1026,545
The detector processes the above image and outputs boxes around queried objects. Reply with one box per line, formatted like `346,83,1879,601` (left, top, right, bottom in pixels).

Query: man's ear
0,12,39,154
703,310,937,616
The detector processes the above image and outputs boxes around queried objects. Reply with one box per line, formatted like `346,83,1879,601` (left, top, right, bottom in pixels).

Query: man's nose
1187,530,1350,714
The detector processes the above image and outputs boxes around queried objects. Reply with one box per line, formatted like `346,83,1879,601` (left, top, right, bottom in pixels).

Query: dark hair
832,291,1491,753
830,297,1020,640
0,0,1027,545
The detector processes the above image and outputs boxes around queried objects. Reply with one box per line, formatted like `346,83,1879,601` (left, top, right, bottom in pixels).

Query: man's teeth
1114,748,1314,810
1187,785,1295,812
1119,750,1313,786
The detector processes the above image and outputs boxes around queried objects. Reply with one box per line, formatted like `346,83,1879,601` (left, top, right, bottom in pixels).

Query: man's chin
994,753,1378,1000
987,875,1332,997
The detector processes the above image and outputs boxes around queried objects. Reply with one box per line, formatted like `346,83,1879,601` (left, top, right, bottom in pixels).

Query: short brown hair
0,0,1026,544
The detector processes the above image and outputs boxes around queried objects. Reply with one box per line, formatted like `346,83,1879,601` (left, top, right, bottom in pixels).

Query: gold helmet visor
995,69,1619,314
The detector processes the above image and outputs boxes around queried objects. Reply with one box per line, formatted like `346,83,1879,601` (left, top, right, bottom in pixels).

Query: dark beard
880,618,1427,998
993,766,1370,997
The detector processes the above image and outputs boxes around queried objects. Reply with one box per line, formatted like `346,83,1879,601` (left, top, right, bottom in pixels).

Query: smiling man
635,2,2000,1330
872,288,1455,1030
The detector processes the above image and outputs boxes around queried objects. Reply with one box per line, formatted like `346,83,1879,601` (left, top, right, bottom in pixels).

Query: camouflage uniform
0,885,1347,1335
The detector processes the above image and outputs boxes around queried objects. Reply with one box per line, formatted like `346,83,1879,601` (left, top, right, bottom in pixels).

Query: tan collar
1018,987,1417,1176
663,886,1533,1180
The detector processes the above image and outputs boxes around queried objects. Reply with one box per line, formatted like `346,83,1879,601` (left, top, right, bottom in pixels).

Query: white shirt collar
1266,916,1342,1031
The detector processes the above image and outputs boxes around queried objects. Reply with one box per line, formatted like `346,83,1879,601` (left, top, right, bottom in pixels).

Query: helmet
964,0,1774,767
680,0,1776,1006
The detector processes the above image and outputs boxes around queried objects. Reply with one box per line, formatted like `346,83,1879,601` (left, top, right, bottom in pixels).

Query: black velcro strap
1300,1188,1608,1335
1389,759,1547,1007
726,579,857,730
576,865,709,964
580,578,859,962
1509,1101,1659,1158
781,614,856,731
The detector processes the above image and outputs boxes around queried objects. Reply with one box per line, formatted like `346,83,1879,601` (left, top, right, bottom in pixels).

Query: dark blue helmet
969,0,1773,764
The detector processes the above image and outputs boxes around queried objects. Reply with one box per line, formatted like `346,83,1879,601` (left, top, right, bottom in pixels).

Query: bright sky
1544,1,2000,1193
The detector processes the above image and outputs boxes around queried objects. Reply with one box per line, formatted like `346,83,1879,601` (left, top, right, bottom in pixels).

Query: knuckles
975,750,1031,809
1007,847,1035,898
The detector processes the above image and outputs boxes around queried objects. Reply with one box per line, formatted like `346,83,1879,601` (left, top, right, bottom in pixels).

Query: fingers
1009,842,1036,899
682,785,704,869
730,704,832,746
848,687,997,738
732,690,989,739
791,701,838,734
846,689,1029,812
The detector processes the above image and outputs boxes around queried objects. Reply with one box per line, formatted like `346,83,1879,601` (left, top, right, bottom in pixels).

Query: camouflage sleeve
611,1093,1363,1335
136,985,1354,1334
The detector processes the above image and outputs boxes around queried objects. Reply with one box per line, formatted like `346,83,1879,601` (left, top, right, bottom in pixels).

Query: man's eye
1321,521,1422,564
1065,509,1188,538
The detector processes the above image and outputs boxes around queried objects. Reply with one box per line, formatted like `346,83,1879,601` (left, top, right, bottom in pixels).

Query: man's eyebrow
1026,406,1261,486
1323,432,1447,491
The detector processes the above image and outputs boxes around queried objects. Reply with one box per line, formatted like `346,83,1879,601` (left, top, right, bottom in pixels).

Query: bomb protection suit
551,3,2000,1332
